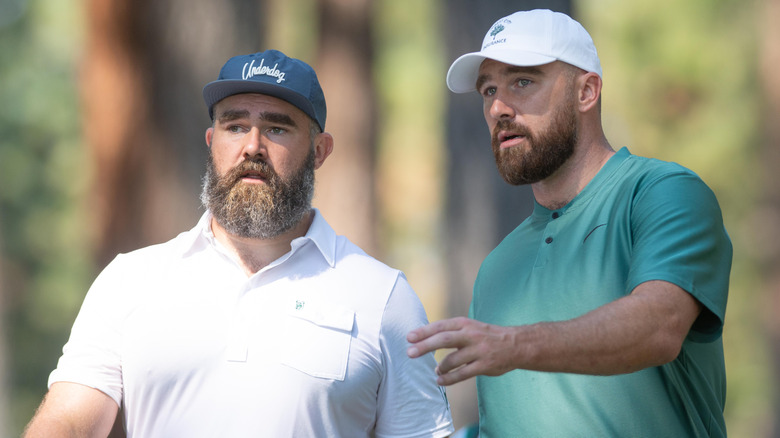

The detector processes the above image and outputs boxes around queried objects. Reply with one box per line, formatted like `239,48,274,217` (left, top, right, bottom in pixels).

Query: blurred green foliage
0,0,92,433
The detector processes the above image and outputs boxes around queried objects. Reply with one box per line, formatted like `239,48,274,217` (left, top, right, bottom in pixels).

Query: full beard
200,149,316,239
491,97,578,186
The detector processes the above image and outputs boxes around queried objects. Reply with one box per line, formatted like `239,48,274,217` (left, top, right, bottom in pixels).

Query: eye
268,127,287,135
481,86,497,97
227,124,244,134
516,78,532,88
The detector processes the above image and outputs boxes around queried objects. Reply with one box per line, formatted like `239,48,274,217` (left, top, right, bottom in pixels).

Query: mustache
223,159,277,185
492,119,532,142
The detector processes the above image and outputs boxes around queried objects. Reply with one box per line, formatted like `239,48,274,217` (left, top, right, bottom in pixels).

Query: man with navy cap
25,50,454,437
407,9,731,437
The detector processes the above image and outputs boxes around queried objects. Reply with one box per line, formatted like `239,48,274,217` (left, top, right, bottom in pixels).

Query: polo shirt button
552,212,560,219
545,237,553,244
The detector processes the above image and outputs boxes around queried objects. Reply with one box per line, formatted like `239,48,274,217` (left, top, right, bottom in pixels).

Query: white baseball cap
446,9,602,93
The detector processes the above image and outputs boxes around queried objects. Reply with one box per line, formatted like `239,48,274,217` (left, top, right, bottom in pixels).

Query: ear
313,132,334,170
205,127,214,149
578,72,602,113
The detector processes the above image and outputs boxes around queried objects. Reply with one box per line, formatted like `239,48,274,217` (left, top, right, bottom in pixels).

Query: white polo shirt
49,210,454,437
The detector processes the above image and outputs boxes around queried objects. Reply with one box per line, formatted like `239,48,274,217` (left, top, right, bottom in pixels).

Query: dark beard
491,97,578,186
200,149,316,239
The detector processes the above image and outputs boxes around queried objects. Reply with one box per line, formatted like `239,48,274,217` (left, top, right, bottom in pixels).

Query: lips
240,170,266,180
498,131,526,149
499,132,523,142
231,161,274,185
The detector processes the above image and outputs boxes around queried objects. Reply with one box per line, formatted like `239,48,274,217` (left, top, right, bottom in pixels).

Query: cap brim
446,50,557,93
202,80,317,124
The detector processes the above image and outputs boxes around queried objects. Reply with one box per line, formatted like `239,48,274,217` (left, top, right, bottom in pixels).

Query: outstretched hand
406,317,520,386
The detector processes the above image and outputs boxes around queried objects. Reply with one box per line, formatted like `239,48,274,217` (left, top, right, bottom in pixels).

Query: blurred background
0,0,777,436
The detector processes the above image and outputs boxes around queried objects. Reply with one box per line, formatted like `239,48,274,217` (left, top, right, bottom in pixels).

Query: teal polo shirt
471,147,732,437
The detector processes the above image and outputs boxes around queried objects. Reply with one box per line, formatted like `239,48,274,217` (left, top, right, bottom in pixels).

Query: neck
210,209,315,276
531,135,614,210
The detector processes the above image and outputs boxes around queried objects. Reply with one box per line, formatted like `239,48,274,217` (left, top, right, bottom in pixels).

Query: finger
406,335,448,358
435,344,477,375
407,329,467,358
436,361,481,386
407,317,469,343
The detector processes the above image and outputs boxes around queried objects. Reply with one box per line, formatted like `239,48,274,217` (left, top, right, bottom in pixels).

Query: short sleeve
375,273,454,438
47,255,130,407
628,170,732,342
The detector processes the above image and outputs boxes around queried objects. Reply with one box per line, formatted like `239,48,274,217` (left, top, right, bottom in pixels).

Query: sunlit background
1,0,777,436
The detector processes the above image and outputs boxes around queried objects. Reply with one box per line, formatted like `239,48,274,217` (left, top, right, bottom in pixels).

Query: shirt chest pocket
279,302,355,381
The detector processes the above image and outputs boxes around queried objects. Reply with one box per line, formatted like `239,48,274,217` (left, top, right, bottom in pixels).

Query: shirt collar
178,209,337,268
291,209,337,268
173,211,213,257
531,147,632,219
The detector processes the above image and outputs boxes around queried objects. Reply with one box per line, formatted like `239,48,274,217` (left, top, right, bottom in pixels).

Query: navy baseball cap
203,50,327,131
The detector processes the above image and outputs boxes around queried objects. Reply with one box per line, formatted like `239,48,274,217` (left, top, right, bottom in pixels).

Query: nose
242,127,266,160
488,91,516,121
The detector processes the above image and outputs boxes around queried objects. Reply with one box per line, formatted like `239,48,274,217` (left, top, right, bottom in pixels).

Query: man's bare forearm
408,280,702,385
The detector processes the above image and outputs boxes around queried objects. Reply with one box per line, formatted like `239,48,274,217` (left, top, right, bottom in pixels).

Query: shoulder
611,153,720,211
332,234,403,284
308,210,403,284
109,225,201,269
621,153,700,185
637,158,718,206
90,226,203,300
328,235,428,323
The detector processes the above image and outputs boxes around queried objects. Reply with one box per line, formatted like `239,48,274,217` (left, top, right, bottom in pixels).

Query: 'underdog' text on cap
242,58,286,84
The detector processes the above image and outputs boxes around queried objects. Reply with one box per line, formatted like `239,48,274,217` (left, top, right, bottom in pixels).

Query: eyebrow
259,111,298,128
216,109,250,123
475,65,546,91
216,109,298,128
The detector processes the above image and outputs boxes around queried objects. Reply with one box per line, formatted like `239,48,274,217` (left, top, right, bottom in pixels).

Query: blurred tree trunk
759,1,780,436
442,0,571,429
81,0,268,434
82,0,267,269
311,0,378,255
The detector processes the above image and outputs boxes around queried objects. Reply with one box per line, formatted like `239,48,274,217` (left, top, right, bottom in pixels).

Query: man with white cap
408,9,731,437
25,49,454,437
